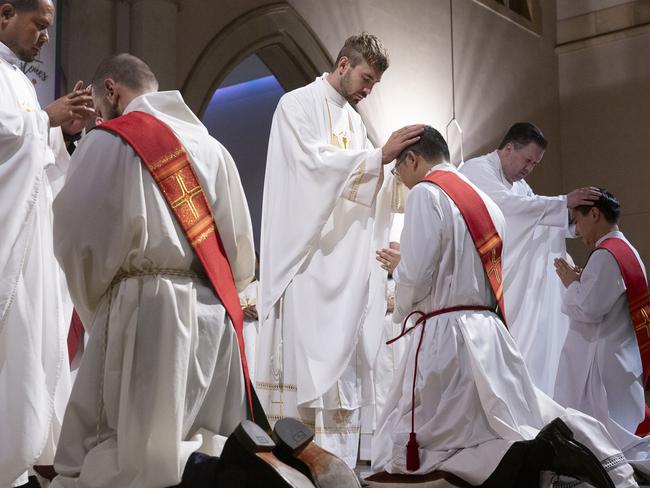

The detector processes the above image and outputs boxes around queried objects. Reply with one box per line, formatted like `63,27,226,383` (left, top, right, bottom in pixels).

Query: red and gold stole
595,237,650,435
98,111,254,416
419,170,506,325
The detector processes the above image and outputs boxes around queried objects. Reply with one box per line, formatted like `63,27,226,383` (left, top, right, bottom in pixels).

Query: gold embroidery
151,147,184,170
314,426,361,435
170,174,203,220
348,160,365,201
190,226,214,246
391,175,407,213
255,381,297,392
486,248,502,284
636,308,650,338
325,99,352,150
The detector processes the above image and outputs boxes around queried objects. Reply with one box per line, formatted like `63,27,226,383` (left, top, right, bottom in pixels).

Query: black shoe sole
219,420,314,488
272,418,361,488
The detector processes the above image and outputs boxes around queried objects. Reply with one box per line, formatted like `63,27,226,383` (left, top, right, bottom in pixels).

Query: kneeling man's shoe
272,417,361,488
536,418,615,488
218,420,315,488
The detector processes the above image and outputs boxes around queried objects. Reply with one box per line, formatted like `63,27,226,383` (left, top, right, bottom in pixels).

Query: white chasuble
0,41,72,487
50,91,255,488
372,165,636,487
256,75,393,466
460,151,570,396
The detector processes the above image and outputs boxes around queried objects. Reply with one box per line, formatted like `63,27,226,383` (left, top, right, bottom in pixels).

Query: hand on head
382,125,425,165
567,187,601,209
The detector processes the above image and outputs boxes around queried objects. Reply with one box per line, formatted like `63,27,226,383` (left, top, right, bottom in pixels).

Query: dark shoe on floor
272,417,361,488
218,420,315,488
16,476,42,488
536,418,615,488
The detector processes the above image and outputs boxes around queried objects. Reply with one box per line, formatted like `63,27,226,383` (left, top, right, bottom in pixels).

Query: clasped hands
554,257,582,288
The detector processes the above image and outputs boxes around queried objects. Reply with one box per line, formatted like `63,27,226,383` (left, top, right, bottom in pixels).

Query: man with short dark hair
370,127,636,488
555,190,650,478
256,32,422,466
460,122,600,396
49,53,263,487
0,0,93,486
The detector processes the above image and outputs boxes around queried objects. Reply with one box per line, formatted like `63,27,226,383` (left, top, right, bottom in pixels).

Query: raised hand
45,80,95,135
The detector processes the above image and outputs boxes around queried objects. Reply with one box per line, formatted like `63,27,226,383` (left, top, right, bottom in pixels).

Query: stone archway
181,3,332,116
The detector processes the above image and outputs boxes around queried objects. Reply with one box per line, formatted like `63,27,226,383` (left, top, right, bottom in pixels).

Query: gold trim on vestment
348,160,365,201
255,381,297,392
156,156,190,181
191,227,215,246
151,147,184,170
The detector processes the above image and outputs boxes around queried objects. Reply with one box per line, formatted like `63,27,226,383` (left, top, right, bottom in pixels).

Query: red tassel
406,432,420,471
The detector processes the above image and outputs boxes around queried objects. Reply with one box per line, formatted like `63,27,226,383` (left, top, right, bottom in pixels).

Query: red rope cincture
387,305,495,471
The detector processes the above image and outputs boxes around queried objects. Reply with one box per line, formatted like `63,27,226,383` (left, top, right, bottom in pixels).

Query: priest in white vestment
372,126,637,488
50,54,255,488
0,1,94,485
555,191,650,479
460,122,600,396
255,33,422,467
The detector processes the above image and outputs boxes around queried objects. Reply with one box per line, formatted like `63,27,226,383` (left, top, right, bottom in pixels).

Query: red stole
595,237,650,436
419,170,506,324
98,111,254,417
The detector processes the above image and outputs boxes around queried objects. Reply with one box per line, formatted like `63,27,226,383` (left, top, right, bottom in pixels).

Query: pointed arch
181,3,332,116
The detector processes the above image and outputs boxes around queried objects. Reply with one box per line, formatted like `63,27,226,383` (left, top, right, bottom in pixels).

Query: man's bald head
92,53,158,97
91,54,158,121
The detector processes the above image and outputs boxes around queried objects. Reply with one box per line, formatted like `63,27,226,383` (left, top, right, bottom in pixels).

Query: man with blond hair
256,33,422,466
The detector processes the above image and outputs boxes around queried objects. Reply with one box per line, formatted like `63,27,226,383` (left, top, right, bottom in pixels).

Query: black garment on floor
171,452,222,488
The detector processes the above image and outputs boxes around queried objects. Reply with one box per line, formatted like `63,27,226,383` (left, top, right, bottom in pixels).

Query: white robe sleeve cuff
342,147,383,207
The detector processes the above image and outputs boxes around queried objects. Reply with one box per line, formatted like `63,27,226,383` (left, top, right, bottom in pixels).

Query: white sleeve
563,250,626,324
53,130,142,324
462,163,568,229
209,141,256,292
340,134,383,206
393,185,442,323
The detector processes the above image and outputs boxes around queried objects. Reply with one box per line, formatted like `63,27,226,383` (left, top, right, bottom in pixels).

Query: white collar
0,41,20,67
319,73,347,108
425,162,456,176
487,150,514,189
595,229,624,246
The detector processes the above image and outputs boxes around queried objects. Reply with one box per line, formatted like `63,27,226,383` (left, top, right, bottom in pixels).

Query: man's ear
591,206,600,221
337,56,350,75
0,4,17,26
103,79,116,99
